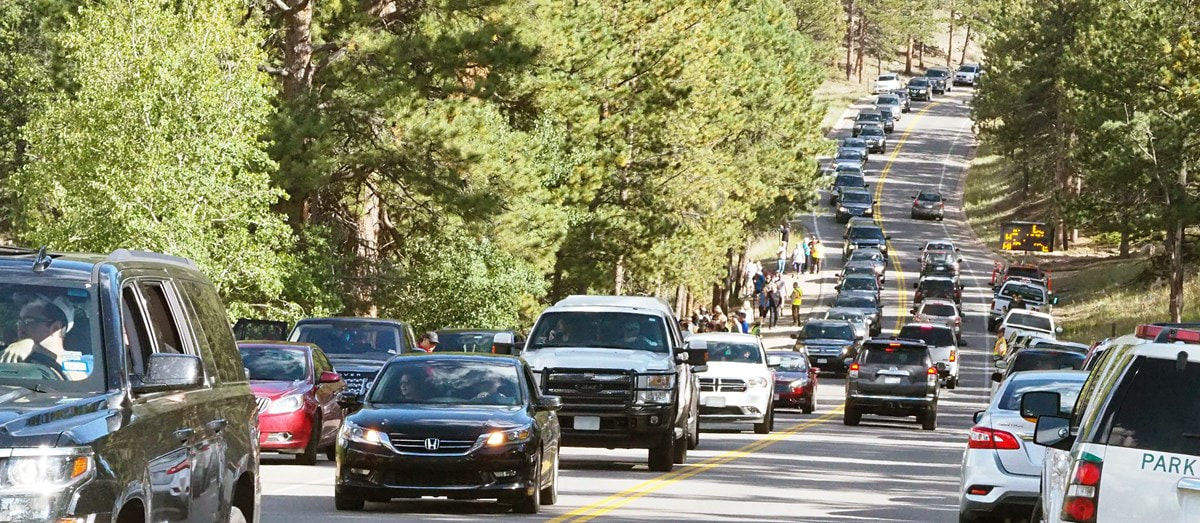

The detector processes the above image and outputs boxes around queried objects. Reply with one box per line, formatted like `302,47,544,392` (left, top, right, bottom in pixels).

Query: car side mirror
536,395,563,412
1021,390,1061,420
1051,296,1060,305
132,353,204,394
1033,414,1073,449
990,371,1003,383
995,359,1009,369
493,331,515,346
960,339,969,347
959,284,966,290
972,410,985,424
319,371,342,384
337,392,364,410
885,235,892,240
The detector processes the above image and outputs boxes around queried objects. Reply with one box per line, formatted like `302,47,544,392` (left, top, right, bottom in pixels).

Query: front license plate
706,396,727,408
573,416,600,431
883,377,901,385
817,358,829,364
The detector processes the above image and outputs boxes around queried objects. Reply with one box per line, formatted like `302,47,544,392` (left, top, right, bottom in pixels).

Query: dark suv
844,338,940,430
0,247,258,522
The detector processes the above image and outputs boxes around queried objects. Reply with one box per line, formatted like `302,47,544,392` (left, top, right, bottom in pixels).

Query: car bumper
699,390,770,423
259,408,315,452
909,91,930,100
911,207,943,218
337,442,538,501
774,386,812,406
808,354,850,372
959,448,1040,519
557,404,677,448
846,393,935,412
954,77,976,85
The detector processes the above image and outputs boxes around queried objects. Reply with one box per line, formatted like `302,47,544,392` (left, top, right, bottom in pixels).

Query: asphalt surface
258,87,994,522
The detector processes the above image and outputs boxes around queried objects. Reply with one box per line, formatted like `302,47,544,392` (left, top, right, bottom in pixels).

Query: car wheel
843,404,861,426
947,376,957,390
672,431,688,464
687,400,700,450
540,447,559,505
335,490,365,511
648,431,675,472
512,454,542,514
326,445,337,462
754,407,774,434
921,408,938,431
802,396,814,414
1030,498,1045,523
229,507,248,523
297,415,321,466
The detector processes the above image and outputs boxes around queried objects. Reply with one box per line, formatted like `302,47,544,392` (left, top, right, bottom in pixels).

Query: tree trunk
854,11,865,82
918,41,925,68
959,23,972,64
614,254,626,295
946,9,955,68
352,177,381,317
280,0,315,98
845,0,854,81
905,37,914,75
1168,162,1188,322
1119,226,1130,258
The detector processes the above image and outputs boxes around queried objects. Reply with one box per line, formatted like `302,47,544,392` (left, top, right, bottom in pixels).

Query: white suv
691,332,775,434
1025,324,1200,522
989,280,1056,331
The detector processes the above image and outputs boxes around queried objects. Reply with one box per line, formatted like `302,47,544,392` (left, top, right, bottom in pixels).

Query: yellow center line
872,101,943,335
549,408,843,523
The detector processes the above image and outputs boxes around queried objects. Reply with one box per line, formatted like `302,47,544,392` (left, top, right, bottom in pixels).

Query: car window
1007,312,1053,332
834,295,875,309
826,311,864,323
860,127,884,137
1007,267,1044,280
240,346,308,381
370,359,522,406
138,282,185,355
292,322,404,361
848,227,884,240
122,287,154,377
178,280,245,384
878,75,896,81
0,281,104,390
849,250,884,263
835,174,865,187
1011,351,1085,373
706,341,763,364
437,332,498,353
922,303,957,316
857,113,882,122
997,377,1084,413
803,323,854,340
529,311,668,353
1001,284,1046,302
862,346,926,366
313,349,333,373
876,96,898,105
1104,357,1200,456
842,277,878,292
841,192,872,204
921,280,956,294
837,150,863,160
898,325,956,347
770,353,809,371
909,78,929,86
918,192,942,202
926,69,948,77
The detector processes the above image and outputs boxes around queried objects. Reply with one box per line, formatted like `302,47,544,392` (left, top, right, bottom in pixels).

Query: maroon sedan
768,351,819,414
239,341,346,464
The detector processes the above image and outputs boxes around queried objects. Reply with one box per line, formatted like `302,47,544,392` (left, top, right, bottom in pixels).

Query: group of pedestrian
773,222,823,276
688,306,752,334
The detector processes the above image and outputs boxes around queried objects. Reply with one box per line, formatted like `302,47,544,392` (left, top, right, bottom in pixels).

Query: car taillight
967,426,1021,450
848,362,860,378
1061,459,1102,523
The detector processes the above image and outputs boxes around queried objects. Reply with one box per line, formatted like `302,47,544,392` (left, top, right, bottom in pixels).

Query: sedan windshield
841,138,867,149
834,295,876,309
370,359,522,406
835,175,866,188
291,322,403,361
849,250,884,263
876,96,899,105
842,277,878,292
909,78,930,87
803,323,854,340
0,281,104,392
860,127,885,138
841,192,872,204
837,151,864,161
857,113,882,122
826,311,864,324
926,69,949,78
849,227,885,241
529,311,668,352
241,346,308,381
998,377,1084,413
958,65,978,73
706,341,763,364
769,352,809,371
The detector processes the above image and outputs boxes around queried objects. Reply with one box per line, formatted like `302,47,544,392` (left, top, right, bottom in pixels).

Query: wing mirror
972,410,985,424
913,283,919,289
681,340,710,373
132,353,204,394
1021,391,1061,421
318,371,342,384
337,391,364,410
536,395,563,412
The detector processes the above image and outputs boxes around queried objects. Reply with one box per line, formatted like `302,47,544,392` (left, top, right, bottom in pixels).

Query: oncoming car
692,333,775,434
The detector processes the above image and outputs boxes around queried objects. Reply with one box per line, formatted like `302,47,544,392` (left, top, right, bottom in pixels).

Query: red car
768,351,819,414
239,341,346,464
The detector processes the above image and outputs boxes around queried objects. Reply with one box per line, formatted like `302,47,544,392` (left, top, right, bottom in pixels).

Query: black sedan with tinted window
334,353,562,514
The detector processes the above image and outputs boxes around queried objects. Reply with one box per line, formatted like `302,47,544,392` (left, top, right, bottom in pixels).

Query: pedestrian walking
757,290,770,320
792,243,804,273
767,285,782,328
779,222,791,244
802,237,812,273
753,269,767,296
776,242,787,274
811,239,824,274
790,282,804,326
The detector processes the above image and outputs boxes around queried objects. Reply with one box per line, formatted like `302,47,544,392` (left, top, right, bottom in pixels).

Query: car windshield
898,325,956,347
879,109,894,119
1001,284,1046,302
925,241,953,250
843,266,876,278
1011,351,1085,373
909,78,929,87
926,69,948,78
1007,267,1045,280
240,346,308,381
877,75,897,81
925,252,955,265
842,277,878,292
917,192,941,202
849,250,884,263
826,311,864,324
876,96,898,105
837,150,863,161
863,346,925,365
997,376,1083,413
291,322,403,361
370,359,522,406
437,332,498,353
1007,312,1053,332
841,139,866,148
834,295,875,309
857,113,882,122
921,303,957,316
834,175,865,188
860,127,884,137
706,341,763,364
835,165,864,175
958,65,978,73
841,191,871,204
0,281,105,392
921,279,956,294
803,323,853,340
849,227,885,241
528,311,668,353
769,352,809,371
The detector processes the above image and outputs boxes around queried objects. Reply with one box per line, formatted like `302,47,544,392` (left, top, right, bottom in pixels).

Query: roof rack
106,249,197,269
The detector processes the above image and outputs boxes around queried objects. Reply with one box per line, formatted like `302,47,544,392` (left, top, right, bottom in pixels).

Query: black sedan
334,353,562,514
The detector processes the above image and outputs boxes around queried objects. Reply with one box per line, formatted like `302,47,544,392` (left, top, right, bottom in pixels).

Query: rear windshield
924,252,955,265
997,376,1084,413
841,192,872,204
706,341,763,364
921,303,957,316
1007,312,1053,332
1001,284,1046,302
921,279,956,293
898,325,955,347
803,323,854,340
918,192,942,202
863,346,926,365
1010,351,1085,373
849,227,885,241
1007,267,1045,280
1104,357,1200,456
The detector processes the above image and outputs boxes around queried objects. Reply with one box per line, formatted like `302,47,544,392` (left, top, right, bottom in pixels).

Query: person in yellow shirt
790,282,803,326
810,239,824,273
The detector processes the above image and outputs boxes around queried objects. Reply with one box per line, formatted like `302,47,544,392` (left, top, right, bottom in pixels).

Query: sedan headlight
264,394,304,414
339,421,387,446
787,379,807,389
841,345,854,355
637,374,675,389
636,390,673,404
745,377,770,388
838,206,849,213
485,425,533,447
0,449,94,493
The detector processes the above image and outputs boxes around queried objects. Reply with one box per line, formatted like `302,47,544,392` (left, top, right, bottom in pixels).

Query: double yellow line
871,101,943,335
548,408,842,522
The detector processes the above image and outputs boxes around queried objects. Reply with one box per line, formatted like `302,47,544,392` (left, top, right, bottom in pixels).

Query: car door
312,348,345,445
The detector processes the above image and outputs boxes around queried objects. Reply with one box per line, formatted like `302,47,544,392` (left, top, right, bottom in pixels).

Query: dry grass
962,144,1052,249
1054,260,1200,343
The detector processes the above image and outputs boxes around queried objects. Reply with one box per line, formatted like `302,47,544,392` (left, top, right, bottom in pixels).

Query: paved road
258,88,993,522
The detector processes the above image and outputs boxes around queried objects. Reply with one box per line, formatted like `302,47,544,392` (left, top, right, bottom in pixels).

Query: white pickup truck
987,280,1057,331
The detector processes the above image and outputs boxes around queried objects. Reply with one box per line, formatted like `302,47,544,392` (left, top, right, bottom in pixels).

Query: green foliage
9,0,294,315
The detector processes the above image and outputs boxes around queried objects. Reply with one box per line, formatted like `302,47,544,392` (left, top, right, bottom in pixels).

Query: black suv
925,67,951,94
844,338,940,430
0,247,258,522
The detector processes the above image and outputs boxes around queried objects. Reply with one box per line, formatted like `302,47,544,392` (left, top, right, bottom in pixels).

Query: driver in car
618,320,659,350
0,297,74,377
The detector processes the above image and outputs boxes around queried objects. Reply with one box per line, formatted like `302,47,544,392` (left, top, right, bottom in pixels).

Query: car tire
297,415,321,466
843,404,861,426
335,490,365,511
1030,498,1045,523
802,396,815,414
540,448,559,505
513,454,542,514
754,407,774,434
687,401,700,450
230,507,248,523
326,445,337,462
921,408,938,431
672,431,688,464
947,376,957,390
648,432,675,472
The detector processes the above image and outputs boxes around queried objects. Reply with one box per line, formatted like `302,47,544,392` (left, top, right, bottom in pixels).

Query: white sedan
690,332,775,434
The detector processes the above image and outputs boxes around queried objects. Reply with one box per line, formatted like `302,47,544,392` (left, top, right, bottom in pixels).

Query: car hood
350,404,529,440
0,388,122,447
841,201,872,210
522,347,673,373
250,380,310,399
800,338,855,347
704,362,770,379
850,238,886,247
773,370,809,381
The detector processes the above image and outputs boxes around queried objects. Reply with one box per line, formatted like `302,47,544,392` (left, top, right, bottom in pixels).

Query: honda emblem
424,438,440,450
